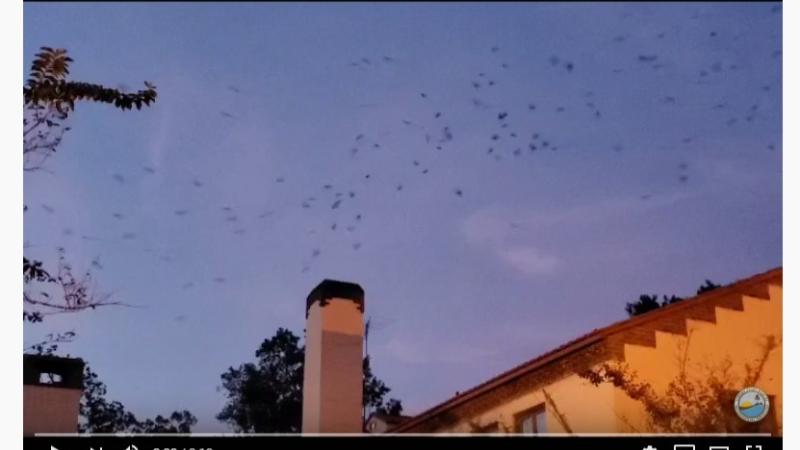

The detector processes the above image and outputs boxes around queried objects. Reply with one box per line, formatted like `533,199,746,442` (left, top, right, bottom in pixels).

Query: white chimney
302,280,365,433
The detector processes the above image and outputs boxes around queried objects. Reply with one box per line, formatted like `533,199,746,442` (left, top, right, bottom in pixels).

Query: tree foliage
24,47,156,112
24,47,157,171
625,280,721,317
80,365,197,433
579,335,778,433
25,331,77,355
23,248,122,325
23,47,157,333
217,328,403,432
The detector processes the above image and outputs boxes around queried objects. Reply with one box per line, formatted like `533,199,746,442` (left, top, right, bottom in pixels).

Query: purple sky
23,3,781,431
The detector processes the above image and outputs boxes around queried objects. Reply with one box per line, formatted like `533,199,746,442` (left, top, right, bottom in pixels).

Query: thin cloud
498,246,560,276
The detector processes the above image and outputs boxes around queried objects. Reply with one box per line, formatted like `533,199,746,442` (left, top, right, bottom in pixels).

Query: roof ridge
391,266,782,432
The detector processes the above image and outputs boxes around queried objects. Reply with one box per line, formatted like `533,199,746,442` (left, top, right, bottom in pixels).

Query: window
515,405,547,434
38,372,63,385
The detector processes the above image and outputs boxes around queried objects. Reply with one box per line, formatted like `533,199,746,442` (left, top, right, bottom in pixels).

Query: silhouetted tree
80,365,196,433
24,46,156,171
217,328,402,432
625,281,721,317
376,398,404,417
696,279,722,295
23,47,157,331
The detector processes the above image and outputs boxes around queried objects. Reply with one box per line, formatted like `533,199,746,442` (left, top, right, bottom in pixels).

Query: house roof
367,413,413,425
390,267,782,432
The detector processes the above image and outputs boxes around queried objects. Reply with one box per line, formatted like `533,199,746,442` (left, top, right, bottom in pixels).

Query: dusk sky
23,3,782,431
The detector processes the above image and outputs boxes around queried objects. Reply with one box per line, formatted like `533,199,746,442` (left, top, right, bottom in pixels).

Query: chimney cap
306,279,364,317
23,354,85,389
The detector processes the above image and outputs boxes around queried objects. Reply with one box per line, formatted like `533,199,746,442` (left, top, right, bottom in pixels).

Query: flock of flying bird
27,7,781,313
